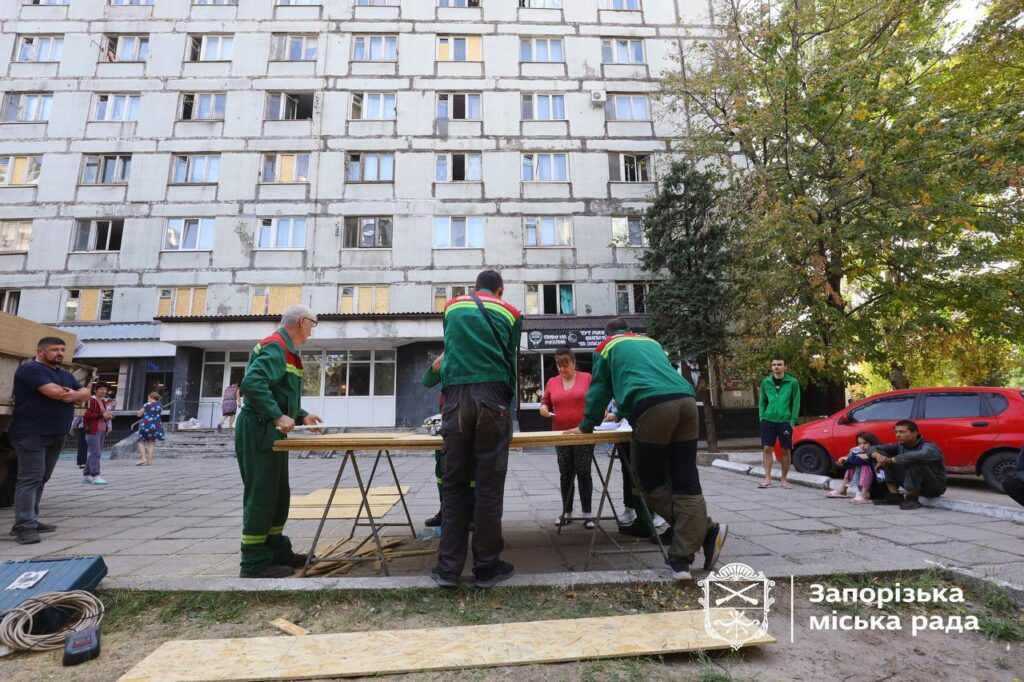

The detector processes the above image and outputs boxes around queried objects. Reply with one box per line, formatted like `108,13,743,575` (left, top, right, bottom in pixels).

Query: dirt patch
0,573,1021,681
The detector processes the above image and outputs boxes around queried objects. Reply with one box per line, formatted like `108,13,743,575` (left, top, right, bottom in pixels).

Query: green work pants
236,410,294,573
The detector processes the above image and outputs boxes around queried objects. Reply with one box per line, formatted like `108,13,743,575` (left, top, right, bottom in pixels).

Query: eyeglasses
303,317,318,327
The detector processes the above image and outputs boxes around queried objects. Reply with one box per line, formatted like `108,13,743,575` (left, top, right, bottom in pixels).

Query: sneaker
430,567,459,588
583,518,596,530
652,513,669,530
473,560,514,588
667,559,691,581
9,522,56,536
91,477,108,485
82,476,93,484
873,493,903,506
617,507,637,526
424,512,442,528
16,528,41,545
239,564,294,579
702,523,728,571
899,498,923,511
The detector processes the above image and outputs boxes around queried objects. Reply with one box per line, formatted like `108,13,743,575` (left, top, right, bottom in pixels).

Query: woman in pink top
540,346,594,528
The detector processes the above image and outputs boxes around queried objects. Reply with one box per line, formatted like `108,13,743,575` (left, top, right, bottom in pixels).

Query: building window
171,154,220,184
16,35,63,62
610,153,652,182
0,290,20,315
521,93,565,120
318,349,396,397
81,155,130,185
433,216,483,248
165,218,214,251
0,221,32,252
111,0,154,5
522,153,568,181
346,152,394,182
356,0,400,5
520,37,563,63
258,217,306,249
606,0,640,9
435,152,481,182
433,284,472,311
251,285,301,315
524,216,571,247
351,93,396,120
616,282,650,314
436,93,481,120
343,216,392,248
526,283,574,315
266,92,314,121
262,153,310,183
438,0,480,6
193,0,237,5
270,34,318,61
158,287,206,316
612,216,646,247
1,93,52,122
339,285,390,314
180,92,226,120
353,35,397,61
520,0,562,7
601,38,644,64
0,156,42,186
73,219,123,251
276,0,320,5
103,35,149,62
93,93,140,121
187,35,233,62
605,94,650,121
437,36,481,62
64,289,114,322
25,0,69,5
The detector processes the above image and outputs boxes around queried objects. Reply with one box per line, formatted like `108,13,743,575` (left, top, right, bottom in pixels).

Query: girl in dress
136,391,165,466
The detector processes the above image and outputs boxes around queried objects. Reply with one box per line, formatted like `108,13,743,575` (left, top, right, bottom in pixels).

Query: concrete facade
0,0,716,425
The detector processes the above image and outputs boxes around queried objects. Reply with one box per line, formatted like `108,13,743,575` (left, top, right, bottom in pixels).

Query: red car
789,387,1024,491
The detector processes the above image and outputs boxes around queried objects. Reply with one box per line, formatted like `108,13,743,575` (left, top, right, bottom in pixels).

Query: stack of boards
288,486,408,520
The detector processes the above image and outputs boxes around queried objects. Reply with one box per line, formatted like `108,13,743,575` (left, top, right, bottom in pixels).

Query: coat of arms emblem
698,562,775,649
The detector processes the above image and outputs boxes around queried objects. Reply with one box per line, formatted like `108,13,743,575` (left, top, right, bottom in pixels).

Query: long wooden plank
276,429,632,452
118,610,774,682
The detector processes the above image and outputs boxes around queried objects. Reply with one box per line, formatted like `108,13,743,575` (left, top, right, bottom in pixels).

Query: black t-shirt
772,376,784,389
9,360,82,437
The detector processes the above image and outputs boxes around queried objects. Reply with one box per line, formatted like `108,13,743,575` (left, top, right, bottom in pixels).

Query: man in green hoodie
236,305,323,579
568,318,728,581
758,356,801,489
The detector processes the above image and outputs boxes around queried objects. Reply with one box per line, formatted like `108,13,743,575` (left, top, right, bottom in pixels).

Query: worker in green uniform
236,305,323,579
422,351,475,529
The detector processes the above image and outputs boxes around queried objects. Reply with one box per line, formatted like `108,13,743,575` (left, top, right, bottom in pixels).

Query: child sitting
826,432,882,504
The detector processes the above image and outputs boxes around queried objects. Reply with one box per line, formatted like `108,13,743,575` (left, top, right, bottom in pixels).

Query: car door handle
971,422,989,427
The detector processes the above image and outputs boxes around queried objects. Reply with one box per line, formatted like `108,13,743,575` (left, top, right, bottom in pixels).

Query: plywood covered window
251,285,301,315
64,288,113,322
437,35,481,62
339,285,389,314
158,287,207,316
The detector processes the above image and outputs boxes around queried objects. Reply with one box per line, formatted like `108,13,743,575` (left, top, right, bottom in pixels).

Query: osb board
289,504,399,519
291,487,409,506
277,429,631,452
0,312,77,360
118,610,774,682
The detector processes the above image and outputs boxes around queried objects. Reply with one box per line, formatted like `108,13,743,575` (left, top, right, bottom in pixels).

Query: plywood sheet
0,311,77,360
277,429,631,452
118,610,774,682
291,487,408,506
289,505,398,520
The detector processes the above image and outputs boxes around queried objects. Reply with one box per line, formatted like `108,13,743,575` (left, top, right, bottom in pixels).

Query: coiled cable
0,591,105,651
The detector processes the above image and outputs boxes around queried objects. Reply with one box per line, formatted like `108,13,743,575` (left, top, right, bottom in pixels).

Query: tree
641,160,734,451
660,0,1024,411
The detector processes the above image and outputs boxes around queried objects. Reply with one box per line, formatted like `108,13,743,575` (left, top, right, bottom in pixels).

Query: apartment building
0,0,714,427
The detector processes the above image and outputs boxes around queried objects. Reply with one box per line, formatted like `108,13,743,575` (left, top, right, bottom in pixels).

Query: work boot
473,561,514,588
16,528,41,545
424,511,442,527
239,564,294,579
283,552,309,568
9,521,56,536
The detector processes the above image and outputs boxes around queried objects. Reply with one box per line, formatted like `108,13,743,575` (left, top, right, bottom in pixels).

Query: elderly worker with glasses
235,304,323,578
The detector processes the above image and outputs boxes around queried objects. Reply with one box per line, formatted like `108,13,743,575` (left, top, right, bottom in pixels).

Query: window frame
179,92,227,121
606,0,640,9
63,288,114,322
0,155,42,186
72,219,124,252
521,93,566,121
605,94,650,121
433,283,473,311
103,34,149,62
343,216,393,249
612,216,647,247
519,0,562,7
524,216,572,247
0,289,20,315
338,285,391,314
110,0,154,6
170,153,220,185
525,282,575,315
15,35,64,63
257,217,306,250
519,36,564,63
158,286,207,317
265,92,314,121
0,220,32,253
164,217,215,251
435,152,482,182
270,34,318,62
187,34,234,62
92,93,141,122
261,152,310,183
1,93,53,123
436,92,482,121
350,92,397,120
352,35,398,62
618,153,653,182
615,281,651,314
521,152,569,182
345,152,395,183
601,38,645,65
81,154,131,186
437,35,480,62
433,215,484,248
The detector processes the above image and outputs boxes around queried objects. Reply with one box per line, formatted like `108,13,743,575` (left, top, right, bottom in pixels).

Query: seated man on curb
869,419,946,510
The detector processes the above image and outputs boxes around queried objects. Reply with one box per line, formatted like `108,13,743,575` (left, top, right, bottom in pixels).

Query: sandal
136,461,146,466
850,496,871,505
757,482,773,489
826,490,848,498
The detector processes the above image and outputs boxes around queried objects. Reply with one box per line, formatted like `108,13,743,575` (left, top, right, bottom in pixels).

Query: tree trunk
889,365,910,390
697,354,720,452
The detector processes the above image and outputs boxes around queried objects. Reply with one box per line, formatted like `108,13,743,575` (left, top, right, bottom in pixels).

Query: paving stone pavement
2,449,1023,587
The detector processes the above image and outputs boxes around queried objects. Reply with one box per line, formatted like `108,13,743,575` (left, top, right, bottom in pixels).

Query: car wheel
980,450,1018,493
793,443,832,476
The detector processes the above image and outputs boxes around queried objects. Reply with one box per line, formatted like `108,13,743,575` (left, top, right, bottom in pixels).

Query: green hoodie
758,373,801,424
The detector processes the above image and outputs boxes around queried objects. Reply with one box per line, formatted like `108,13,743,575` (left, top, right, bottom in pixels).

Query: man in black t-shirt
8,337,90,545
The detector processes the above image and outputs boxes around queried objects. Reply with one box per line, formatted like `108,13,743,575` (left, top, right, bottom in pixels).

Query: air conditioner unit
591,90,607,105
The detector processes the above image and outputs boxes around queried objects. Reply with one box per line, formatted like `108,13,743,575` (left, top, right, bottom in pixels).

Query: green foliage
659,0,1024,397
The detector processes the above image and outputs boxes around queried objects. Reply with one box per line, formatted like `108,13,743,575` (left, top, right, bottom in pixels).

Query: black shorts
760,420,793,450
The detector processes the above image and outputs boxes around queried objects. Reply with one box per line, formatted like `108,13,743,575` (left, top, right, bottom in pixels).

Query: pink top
541,372,592,432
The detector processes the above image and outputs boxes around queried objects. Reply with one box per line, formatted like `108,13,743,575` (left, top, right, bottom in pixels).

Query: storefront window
324,351,348,396
200,351,225,398
301,351,322,396
374,350,396,396
348,350,372,396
